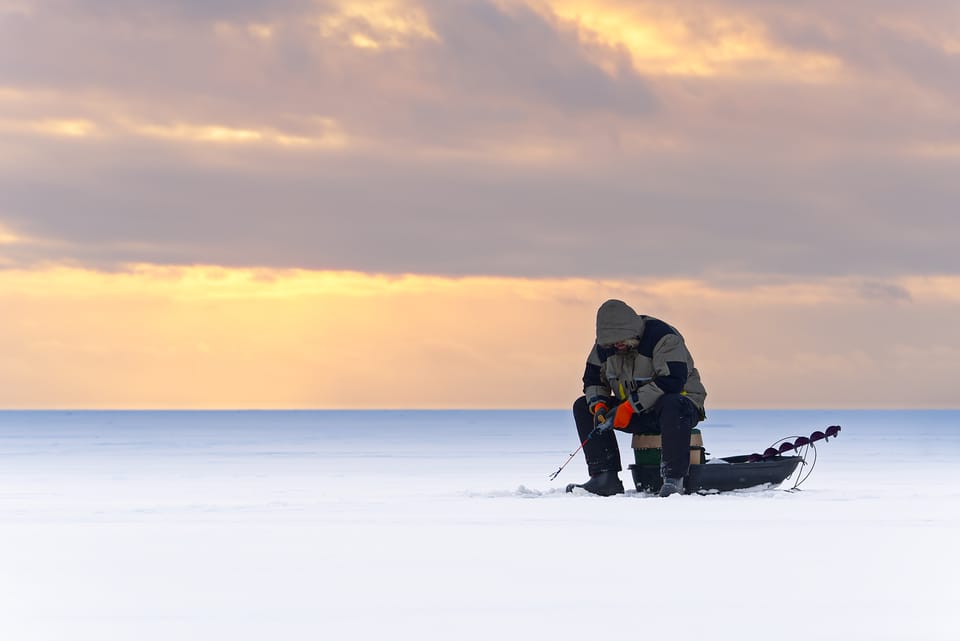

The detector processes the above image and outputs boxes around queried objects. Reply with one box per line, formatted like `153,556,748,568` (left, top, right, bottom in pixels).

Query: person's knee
573,396,589,413
659,393,684,410
658,394,692,430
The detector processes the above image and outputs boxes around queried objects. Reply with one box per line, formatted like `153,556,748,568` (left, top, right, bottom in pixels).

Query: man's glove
594,411,614,433
588,397,613,433
588,397,609,417
612,393,643,429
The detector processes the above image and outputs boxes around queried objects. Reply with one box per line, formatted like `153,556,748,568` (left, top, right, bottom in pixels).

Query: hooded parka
582,299,706,415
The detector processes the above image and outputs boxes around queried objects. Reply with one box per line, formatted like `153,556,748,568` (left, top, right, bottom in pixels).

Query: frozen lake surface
1,410,957,640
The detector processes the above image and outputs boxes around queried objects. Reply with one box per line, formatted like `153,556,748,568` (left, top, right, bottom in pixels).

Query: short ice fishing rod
548,413,613,481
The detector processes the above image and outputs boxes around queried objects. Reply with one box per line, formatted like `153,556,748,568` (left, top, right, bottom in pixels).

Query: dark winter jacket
582,300,707,415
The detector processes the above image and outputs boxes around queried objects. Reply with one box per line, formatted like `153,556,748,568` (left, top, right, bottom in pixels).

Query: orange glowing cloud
0,222,21,245
28,118,98,137
0,84,351,148
128,118,350,148
543,0,842,79
314,0,439,49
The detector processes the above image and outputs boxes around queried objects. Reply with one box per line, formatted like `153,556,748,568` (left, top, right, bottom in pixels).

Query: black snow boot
658,477,685,497
566,471,625,496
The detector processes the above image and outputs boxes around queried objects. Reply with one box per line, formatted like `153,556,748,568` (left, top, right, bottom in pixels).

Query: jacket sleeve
632,333,690,411
582,344,611,402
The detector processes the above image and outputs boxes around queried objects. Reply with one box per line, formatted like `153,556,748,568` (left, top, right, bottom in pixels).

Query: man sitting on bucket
568,299,707,497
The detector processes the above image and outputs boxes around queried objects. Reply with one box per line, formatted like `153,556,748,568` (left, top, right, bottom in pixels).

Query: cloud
747,2,960,102
422,1,654,116
44,0,319,22
1,1,959,279
856,280,912,303
4,134,958,278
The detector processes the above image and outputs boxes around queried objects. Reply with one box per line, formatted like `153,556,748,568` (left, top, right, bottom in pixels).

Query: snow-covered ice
0,410,957,640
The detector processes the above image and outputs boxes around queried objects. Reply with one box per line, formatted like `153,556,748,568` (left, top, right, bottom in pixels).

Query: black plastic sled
630,455,803,494
627,424,840,494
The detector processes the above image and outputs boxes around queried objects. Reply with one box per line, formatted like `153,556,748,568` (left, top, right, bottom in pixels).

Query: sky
1,0,959,409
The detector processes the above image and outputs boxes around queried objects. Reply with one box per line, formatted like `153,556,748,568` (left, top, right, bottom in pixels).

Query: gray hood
595,299,644,346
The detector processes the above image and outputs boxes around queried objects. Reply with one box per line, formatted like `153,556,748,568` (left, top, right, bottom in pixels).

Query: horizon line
1,407,957,412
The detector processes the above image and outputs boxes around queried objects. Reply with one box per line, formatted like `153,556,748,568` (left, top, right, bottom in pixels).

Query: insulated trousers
572,393,700,478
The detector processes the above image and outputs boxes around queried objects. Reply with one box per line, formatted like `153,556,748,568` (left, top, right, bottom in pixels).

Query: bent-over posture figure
569,299,707,497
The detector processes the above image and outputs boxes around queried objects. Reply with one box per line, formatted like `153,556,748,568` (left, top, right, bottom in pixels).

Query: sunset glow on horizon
3,265,959,409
